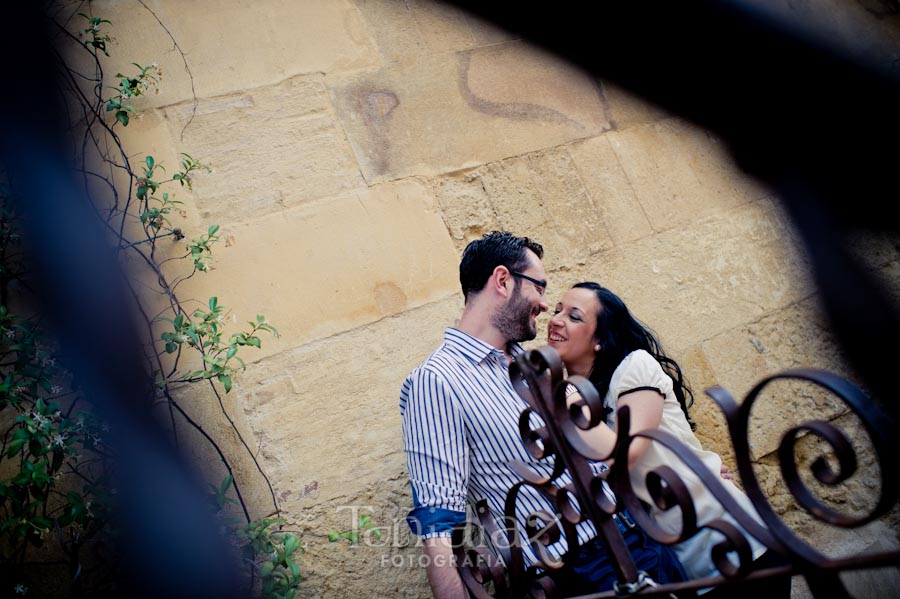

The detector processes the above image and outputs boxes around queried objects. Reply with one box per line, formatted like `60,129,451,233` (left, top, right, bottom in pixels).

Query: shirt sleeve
400,367,468,538
615,350,672,399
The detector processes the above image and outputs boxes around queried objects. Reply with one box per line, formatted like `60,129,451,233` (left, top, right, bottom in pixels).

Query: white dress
604,350,767,583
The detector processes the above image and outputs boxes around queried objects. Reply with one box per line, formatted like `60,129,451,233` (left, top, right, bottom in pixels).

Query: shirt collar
444,328,524,364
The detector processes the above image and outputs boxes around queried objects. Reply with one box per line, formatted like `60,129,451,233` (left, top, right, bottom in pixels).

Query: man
400,231,685,598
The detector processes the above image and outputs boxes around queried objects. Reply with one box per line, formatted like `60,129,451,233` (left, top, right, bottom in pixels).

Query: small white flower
101,422,110,433
51,385,62,395
14,583,27,595
51,433,67,448
5,330,15,339
32,413,48,427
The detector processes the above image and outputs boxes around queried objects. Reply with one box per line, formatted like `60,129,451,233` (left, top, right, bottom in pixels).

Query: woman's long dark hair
573,282,695,428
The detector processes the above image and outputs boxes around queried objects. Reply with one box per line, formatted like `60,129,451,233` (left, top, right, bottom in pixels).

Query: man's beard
492,286,537,342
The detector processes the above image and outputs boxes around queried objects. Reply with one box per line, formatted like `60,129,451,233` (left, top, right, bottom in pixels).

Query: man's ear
492,265,512,299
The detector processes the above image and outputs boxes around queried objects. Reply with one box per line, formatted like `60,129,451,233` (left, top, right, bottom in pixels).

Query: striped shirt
399,327,610,565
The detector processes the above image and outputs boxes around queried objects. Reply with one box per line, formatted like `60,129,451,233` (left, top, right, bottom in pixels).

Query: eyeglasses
510,271,547,297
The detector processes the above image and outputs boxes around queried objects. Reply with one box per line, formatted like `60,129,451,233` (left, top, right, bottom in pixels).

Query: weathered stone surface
330,40,611,183
82,0,378,108
353,0,516,66
600,80,671,131
236,297,462,598
567,135,654,246
607,118,770,232
350,0,430,64
162,75,363,224
700,296,853,459
404,0,482,53
675,345,736,465
588,199,814,352
175,179,459,364
431,149,613,273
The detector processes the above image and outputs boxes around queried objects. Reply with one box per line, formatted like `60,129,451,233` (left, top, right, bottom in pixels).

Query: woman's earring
594,344,601,352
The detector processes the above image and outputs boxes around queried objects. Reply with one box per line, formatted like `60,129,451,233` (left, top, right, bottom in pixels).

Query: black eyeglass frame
509,271,547,294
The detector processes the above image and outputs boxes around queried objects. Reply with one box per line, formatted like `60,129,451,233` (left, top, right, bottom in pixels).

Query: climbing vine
1,4,298,597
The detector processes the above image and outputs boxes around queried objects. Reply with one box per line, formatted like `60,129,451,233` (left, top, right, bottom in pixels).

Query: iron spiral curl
706,368,899,567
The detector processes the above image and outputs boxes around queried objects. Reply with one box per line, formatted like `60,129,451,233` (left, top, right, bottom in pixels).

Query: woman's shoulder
618,349,659,371
610,350,667,391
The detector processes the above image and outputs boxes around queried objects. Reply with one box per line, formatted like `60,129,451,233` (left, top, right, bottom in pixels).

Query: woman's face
547,287,601,373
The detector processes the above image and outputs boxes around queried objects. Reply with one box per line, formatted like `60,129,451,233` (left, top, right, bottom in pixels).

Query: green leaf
283,534,299,556
219,374,232,393
285,557,300,578
115,110,129,126
7,438,26,457
146,155,154,169
208,224,220,237
259,561,275,578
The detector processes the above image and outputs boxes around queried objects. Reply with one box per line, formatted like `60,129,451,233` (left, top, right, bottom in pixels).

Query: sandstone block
526,149,612,263
431,149,612,274
172,178,459,364
700,297,855,459
235,297,462,597
82,0,378,108
607,118,769,232
330,40,611,183
353,0,514,67
589,199,813,351
404,0,481,54
600,80,671,131
567,135,654,246
163,75,363,224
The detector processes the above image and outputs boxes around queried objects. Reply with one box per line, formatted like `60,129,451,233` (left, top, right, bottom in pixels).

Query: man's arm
424,537,468,599
401,368,470,598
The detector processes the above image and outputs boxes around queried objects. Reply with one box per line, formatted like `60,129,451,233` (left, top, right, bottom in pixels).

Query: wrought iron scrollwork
454,348,900,598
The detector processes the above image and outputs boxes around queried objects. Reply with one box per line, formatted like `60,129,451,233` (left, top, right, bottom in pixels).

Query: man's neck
457,306,509,352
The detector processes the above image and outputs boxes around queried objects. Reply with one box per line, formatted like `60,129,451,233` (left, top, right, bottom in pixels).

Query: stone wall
83,0,899,597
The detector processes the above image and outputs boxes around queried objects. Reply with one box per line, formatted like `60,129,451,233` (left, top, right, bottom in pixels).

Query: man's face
492,250,549,342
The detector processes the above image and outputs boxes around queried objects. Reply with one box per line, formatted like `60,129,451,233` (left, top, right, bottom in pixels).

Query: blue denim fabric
405,484,466,536
548,522,687,598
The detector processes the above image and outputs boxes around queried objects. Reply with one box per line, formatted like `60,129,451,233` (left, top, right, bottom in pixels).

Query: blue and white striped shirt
400,328,609,565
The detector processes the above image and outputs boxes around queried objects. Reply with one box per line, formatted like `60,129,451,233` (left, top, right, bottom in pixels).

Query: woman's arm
566,388,663,467
616,389,664,466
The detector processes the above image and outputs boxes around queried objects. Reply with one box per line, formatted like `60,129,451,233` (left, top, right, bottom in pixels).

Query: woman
547,282,790,598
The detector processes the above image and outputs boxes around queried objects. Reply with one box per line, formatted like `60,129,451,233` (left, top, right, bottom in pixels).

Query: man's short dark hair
459,231,544,300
